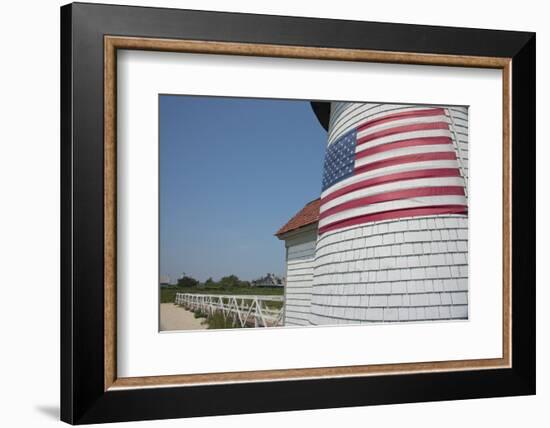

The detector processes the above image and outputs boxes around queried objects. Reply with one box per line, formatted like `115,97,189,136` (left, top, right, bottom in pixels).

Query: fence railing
175,293,284,328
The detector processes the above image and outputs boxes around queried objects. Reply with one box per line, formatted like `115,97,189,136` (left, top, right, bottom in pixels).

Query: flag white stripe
321,159,460,199
318,195,467,228
328,106,442,146
357,114,450,137
320,176,466,213
358,106,441,124
354,144,456,169
355,129,453,153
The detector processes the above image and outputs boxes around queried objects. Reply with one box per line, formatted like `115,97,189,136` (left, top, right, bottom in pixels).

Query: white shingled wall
283,226,317,326
309,102,469,325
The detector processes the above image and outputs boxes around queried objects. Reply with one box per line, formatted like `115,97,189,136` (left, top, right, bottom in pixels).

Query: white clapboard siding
310,102,469,325
283,228,317,326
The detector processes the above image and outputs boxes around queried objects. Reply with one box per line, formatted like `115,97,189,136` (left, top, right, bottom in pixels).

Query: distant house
159,275,173,287
275,198,320,326
251,273,285,287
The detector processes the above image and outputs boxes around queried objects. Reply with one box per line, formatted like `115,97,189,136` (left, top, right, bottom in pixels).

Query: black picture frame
61,2,535,424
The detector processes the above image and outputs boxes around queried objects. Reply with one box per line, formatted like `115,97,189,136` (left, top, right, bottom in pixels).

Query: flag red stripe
319,186,465,220
355,136,452,160
354,152,457,175
319,205,467,235
357,108,446,132
322,168,462,204
357,122,449,146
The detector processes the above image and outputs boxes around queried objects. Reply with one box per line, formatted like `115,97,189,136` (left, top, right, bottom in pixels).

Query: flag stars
322,129,357,191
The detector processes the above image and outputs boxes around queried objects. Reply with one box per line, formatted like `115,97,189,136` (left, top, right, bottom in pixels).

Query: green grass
205,312,240,329
160,287,181,303
160,285,283,304
182,286,284,295
193,310,208,319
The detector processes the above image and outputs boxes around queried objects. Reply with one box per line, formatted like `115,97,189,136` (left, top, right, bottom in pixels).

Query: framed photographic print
60,2,535,424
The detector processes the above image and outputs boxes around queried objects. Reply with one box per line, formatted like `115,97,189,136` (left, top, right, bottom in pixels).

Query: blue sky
160,95,327,282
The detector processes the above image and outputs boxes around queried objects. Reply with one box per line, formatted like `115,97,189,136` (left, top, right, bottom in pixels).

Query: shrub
206,312,239,329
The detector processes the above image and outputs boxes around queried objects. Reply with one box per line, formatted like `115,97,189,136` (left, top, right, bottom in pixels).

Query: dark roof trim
310,102,331,131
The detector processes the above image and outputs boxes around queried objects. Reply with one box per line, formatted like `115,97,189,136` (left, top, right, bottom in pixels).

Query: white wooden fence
175,293,284,328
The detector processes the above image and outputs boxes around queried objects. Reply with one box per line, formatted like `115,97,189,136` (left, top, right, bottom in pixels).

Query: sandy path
160,303,208,331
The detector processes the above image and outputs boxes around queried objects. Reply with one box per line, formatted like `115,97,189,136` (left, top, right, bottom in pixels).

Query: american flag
319,107,468,235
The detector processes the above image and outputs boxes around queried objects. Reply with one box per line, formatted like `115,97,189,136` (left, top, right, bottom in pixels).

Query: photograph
55,1,535,424
159,95,470,331
0,0,539,425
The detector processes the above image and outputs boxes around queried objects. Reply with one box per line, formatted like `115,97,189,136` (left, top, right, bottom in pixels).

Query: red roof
275,198,320,238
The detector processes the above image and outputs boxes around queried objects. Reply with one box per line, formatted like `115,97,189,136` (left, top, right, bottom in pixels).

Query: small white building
275,199,320,326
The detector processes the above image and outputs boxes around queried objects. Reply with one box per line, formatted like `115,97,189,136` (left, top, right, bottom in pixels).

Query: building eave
276,221,318,241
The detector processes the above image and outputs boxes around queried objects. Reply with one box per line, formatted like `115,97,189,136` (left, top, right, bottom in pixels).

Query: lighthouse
277,101,469,325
